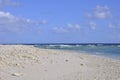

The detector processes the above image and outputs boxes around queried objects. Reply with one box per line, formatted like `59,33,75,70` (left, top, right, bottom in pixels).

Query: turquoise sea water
34,44,120,60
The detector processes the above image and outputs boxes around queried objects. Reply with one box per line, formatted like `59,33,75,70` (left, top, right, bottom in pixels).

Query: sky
0,0,120,43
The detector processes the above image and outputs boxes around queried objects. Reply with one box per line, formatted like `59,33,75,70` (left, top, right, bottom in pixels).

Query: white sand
0,45,120,80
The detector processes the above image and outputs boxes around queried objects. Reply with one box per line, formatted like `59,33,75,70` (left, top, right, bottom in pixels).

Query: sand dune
0,45,120,80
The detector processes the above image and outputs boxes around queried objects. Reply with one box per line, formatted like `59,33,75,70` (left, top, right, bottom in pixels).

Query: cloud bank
0,11,47,33
0,0,19,8
53,23,81,33
86,5,112,19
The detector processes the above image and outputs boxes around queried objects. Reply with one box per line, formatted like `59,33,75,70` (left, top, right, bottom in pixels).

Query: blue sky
0,0,120,43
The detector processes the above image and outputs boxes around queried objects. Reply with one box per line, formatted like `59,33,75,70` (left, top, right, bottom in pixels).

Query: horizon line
0,43,120,45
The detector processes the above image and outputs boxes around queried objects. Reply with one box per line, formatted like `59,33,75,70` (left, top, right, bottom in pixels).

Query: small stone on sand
11,73,23,77
65,59,69,62
80,64,83,66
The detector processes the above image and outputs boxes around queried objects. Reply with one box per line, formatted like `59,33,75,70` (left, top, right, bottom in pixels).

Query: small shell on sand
11,73,23,77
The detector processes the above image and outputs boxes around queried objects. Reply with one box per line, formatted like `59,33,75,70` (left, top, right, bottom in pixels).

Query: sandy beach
0,45,120,80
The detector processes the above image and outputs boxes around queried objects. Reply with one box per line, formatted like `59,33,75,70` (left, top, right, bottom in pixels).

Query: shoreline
34,44,120,60
34,46,120,60
0,45,120,80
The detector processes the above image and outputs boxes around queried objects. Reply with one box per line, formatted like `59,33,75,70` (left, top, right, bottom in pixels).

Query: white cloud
0,11,14,18
67,23,73,28
89,22,96,30
67,23,81,30
75,24,81,29
40,20,48,24
86,5,112,19
108,23,115,28
0,11,47,33
53,23,81,33
53,27,68,33
0,0,19,8
108,23,120,29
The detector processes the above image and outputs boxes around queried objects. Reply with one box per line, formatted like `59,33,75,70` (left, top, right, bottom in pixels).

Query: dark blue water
34,44,120,60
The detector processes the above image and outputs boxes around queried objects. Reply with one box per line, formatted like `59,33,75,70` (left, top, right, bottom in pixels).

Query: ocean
34,44,120,60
